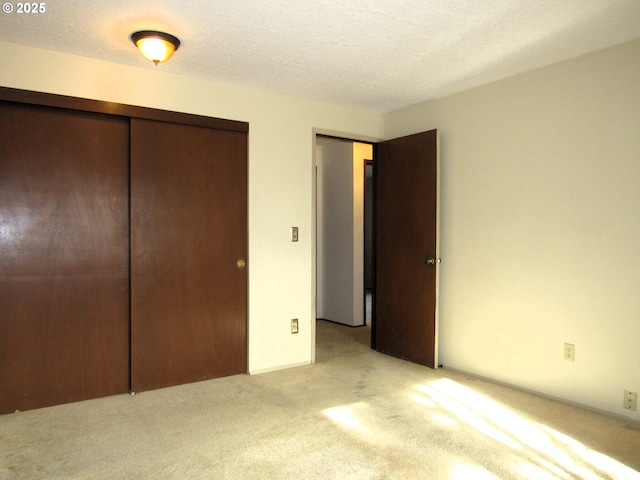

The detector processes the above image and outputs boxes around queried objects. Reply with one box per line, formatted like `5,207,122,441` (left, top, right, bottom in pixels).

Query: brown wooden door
0,102,130,414
374,130,439,368
130,118,248,392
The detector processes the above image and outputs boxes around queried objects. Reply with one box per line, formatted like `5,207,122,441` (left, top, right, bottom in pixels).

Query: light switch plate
291,227,299,242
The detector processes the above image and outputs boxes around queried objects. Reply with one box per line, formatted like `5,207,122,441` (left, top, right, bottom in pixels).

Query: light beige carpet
1,320,639,479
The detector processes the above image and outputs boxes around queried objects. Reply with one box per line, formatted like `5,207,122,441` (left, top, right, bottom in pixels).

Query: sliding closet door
0,102,130,414
130,119,248,392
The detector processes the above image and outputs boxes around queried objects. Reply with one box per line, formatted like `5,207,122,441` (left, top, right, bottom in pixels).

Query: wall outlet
564,343,575,362
291,318,299,334
623,390,638,411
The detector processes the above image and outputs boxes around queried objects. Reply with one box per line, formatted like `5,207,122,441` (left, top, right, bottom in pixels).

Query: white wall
352,143,372,325
385,38,640,421
315,139,371,327
0,41,384,375
317,138,356,326
316,137,373,327
315,144,326,321
4,37,639,422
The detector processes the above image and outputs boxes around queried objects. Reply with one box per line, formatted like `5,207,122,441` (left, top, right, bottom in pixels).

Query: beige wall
352,142,372,325
385,38,640,421
316,138,355,326
3,36,639,421
315,139,371,328
0,41,384,374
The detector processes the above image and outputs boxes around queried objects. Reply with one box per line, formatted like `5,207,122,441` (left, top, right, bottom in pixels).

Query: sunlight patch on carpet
413,378,640,479
411,393,436,408
323,402,371,435
541,424,640,479
415,382,522,449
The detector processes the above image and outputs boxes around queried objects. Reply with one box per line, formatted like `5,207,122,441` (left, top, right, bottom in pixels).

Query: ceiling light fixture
130,30,180,65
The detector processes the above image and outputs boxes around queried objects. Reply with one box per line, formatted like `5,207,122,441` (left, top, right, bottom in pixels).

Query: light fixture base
130,30,180,65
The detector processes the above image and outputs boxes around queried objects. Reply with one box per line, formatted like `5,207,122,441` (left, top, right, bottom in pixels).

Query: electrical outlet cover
623,390,638,411
564,343,575,362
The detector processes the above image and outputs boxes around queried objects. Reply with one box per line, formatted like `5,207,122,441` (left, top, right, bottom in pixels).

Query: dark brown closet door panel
0,102,130,414
0,277,129,412
130,118,248,392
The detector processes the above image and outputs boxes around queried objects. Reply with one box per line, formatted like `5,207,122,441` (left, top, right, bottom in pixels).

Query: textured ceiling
1,0,640,112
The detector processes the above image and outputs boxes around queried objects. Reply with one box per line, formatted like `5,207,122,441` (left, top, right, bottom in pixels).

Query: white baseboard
249,361,311,375
444,366,640,426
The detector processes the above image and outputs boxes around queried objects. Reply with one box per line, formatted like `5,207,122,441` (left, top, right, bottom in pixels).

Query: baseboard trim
317,318,367,328
249,361,311,375
443,366,640,426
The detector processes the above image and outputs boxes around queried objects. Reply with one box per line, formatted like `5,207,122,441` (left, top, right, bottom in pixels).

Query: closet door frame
0,87,248,134
0,87,249,411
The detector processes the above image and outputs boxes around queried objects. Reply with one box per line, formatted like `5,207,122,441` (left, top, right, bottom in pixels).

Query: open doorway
315,130,440,367
315,136,373,357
